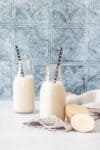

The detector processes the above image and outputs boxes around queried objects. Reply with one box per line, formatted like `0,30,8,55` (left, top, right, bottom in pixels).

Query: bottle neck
45,65,61,82
17,60,32,77
17,62,24,77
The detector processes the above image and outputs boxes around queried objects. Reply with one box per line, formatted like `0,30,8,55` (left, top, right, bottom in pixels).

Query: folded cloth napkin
66,89,100,114
24,90,100,131
66,89,100,105
24,115,72,131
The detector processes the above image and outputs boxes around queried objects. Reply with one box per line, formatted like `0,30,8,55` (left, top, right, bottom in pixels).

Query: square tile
15,26,49,65
87,64,100,90
16,0,49,25
0,61,11,97
0,0,12,23
88,26,100,61
61,65,87,94
89,0,100,24
51,0,87,27
0,26,13,60
51,26,88,63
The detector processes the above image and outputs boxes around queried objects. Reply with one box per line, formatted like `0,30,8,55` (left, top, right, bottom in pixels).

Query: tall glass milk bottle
13,60,35,113
40,65,65,120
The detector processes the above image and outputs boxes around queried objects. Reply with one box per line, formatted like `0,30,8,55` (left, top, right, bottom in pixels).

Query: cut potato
71,114,95,133
65,104,89,121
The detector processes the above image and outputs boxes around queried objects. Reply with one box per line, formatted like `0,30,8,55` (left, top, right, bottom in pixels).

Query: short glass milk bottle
13,60,35,113
40,65,65,120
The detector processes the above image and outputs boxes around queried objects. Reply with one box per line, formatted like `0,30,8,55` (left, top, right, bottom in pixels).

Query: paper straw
53,48,63,83
15,45,24,77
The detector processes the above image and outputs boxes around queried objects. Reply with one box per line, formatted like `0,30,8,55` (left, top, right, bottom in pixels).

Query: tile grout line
10,0,16,96
48,0,52,64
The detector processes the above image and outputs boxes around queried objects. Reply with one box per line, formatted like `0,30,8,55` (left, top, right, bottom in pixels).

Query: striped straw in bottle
15,45,24,77
53,48,63,83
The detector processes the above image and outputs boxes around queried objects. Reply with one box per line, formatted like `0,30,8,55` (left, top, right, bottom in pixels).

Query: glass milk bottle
13,60,35,113
40,65,65,120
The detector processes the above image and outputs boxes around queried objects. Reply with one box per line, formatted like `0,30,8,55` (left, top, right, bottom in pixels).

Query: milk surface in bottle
40,65,65,120
13,60,34,113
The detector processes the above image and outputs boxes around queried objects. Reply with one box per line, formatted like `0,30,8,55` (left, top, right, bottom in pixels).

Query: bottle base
14,111,34,114
13,108,34,114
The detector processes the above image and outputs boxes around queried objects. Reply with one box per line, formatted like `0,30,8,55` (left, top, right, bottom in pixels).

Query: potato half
65,104,89,121
71,114,95,133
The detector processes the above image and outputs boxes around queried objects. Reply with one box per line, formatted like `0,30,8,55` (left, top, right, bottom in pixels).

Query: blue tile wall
0,61,11,97
0,0,100,98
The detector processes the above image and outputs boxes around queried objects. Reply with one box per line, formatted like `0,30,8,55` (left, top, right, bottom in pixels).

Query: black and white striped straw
53,47,63,83
15,45,24,77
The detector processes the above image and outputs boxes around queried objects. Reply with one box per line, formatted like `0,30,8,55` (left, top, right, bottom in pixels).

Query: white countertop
0,100,100,150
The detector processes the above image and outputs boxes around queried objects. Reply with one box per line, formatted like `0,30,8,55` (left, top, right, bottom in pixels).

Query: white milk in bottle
13,60,35,113
40,65,65,120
